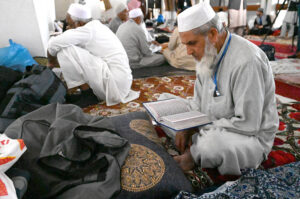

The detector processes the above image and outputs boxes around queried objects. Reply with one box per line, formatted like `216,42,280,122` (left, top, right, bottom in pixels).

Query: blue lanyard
213,33,232,97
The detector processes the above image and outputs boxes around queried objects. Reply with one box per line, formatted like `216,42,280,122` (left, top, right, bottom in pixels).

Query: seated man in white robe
116,8,165,68
47,3,139,107
108,2,128,33
159,2,279,175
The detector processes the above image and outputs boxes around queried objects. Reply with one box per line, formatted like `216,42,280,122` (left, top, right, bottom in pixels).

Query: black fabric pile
65,88,100,108
0,66,23,100
0,65,66,133
5,104,130,199
132,63,195,79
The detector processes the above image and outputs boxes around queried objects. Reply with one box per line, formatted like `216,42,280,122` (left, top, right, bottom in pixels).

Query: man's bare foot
174,149,195,171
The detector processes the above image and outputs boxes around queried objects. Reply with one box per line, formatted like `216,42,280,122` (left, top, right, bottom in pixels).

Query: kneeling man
161,3,278,175
47,3,139,106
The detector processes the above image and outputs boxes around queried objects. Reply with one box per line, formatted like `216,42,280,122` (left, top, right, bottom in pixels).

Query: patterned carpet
244,35,297,59
83,76,196,116
270,58,300,75
83,75,300,191
244,35,295,45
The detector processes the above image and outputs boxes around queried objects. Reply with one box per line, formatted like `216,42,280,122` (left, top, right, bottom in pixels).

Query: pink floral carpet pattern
84,75,300,190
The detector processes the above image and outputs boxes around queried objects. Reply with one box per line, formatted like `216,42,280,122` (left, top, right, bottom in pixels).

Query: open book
149,43,162,53
143,99,211,131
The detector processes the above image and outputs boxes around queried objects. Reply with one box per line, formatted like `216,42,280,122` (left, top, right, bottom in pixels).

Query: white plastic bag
0,134,27,172
0,172,17,199
0,134,27,199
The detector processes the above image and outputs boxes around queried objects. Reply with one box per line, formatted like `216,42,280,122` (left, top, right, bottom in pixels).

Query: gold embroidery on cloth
129,119,163,146
121,144,165,192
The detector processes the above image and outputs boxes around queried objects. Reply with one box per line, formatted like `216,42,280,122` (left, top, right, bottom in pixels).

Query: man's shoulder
116,21,127,33
229,34,269,67
118,20,130,29
110,17,120,24
86,20,100,26
119,21,142,33
231,34,261,55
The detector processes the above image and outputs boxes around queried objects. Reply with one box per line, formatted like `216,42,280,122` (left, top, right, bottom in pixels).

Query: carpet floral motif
121,144,165,192
129,119,164,147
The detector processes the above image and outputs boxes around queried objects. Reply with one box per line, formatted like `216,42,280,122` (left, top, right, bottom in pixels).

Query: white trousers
280,22,295,38
57,45,137,106
190,127,265,175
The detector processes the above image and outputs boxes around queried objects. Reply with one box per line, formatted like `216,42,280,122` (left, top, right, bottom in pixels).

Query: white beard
196,37,218,77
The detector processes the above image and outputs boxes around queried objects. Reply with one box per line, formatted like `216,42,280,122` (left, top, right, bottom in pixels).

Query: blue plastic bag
157,14,165,23
0,39,37,72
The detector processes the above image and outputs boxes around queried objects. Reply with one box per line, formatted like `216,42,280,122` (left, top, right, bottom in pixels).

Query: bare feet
174,149,195,171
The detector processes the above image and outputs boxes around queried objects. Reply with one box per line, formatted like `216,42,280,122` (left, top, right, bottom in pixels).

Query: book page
161,111,206,123
143,99,190,121
149,44,162,53
161,111,210,131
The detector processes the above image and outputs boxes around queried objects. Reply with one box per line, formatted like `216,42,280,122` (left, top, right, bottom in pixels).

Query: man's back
48,20,137,105
49,20,130,71
116,20,152,64
78,20,129,67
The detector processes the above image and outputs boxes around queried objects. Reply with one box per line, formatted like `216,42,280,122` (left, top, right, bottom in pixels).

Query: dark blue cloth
175,161,300,199
259,17,262,25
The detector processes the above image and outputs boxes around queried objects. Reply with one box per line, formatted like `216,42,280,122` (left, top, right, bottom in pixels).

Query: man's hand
151,40,160,46
175,129,197,154
47,61,56,69
47,51,59,69
161,43,168,49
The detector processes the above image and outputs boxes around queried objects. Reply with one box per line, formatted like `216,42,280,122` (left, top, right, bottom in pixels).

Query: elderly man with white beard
158,2,279,175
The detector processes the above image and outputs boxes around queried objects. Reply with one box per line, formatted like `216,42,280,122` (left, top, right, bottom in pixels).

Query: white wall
47,0,56,32
55,0,106,20
33,0,52,56
78,0,104,20
55,0,76,20
0,0,53,57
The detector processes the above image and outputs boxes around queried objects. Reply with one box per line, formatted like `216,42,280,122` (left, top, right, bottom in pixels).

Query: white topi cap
129,8,143,18
115,2,128,14
67,3,91,19
178,2,216,32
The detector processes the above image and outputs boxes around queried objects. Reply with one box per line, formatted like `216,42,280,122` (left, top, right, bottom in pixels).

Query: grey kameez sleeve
136,28,153,57
188,75,202,111
108,17,122,33
212,59,277,136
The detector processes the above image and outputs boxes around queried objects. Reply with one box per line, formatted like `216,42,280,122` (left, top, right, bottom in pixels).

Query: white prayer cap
129,8,143,18
115,2,128,14
67,3,91,19
178,2,216,32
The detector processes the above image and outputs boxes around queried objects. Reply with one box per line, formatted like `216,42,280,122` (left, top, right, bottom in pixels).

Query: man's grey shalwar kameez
161,33,279,175
108,16,123,33
116,19,165,68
